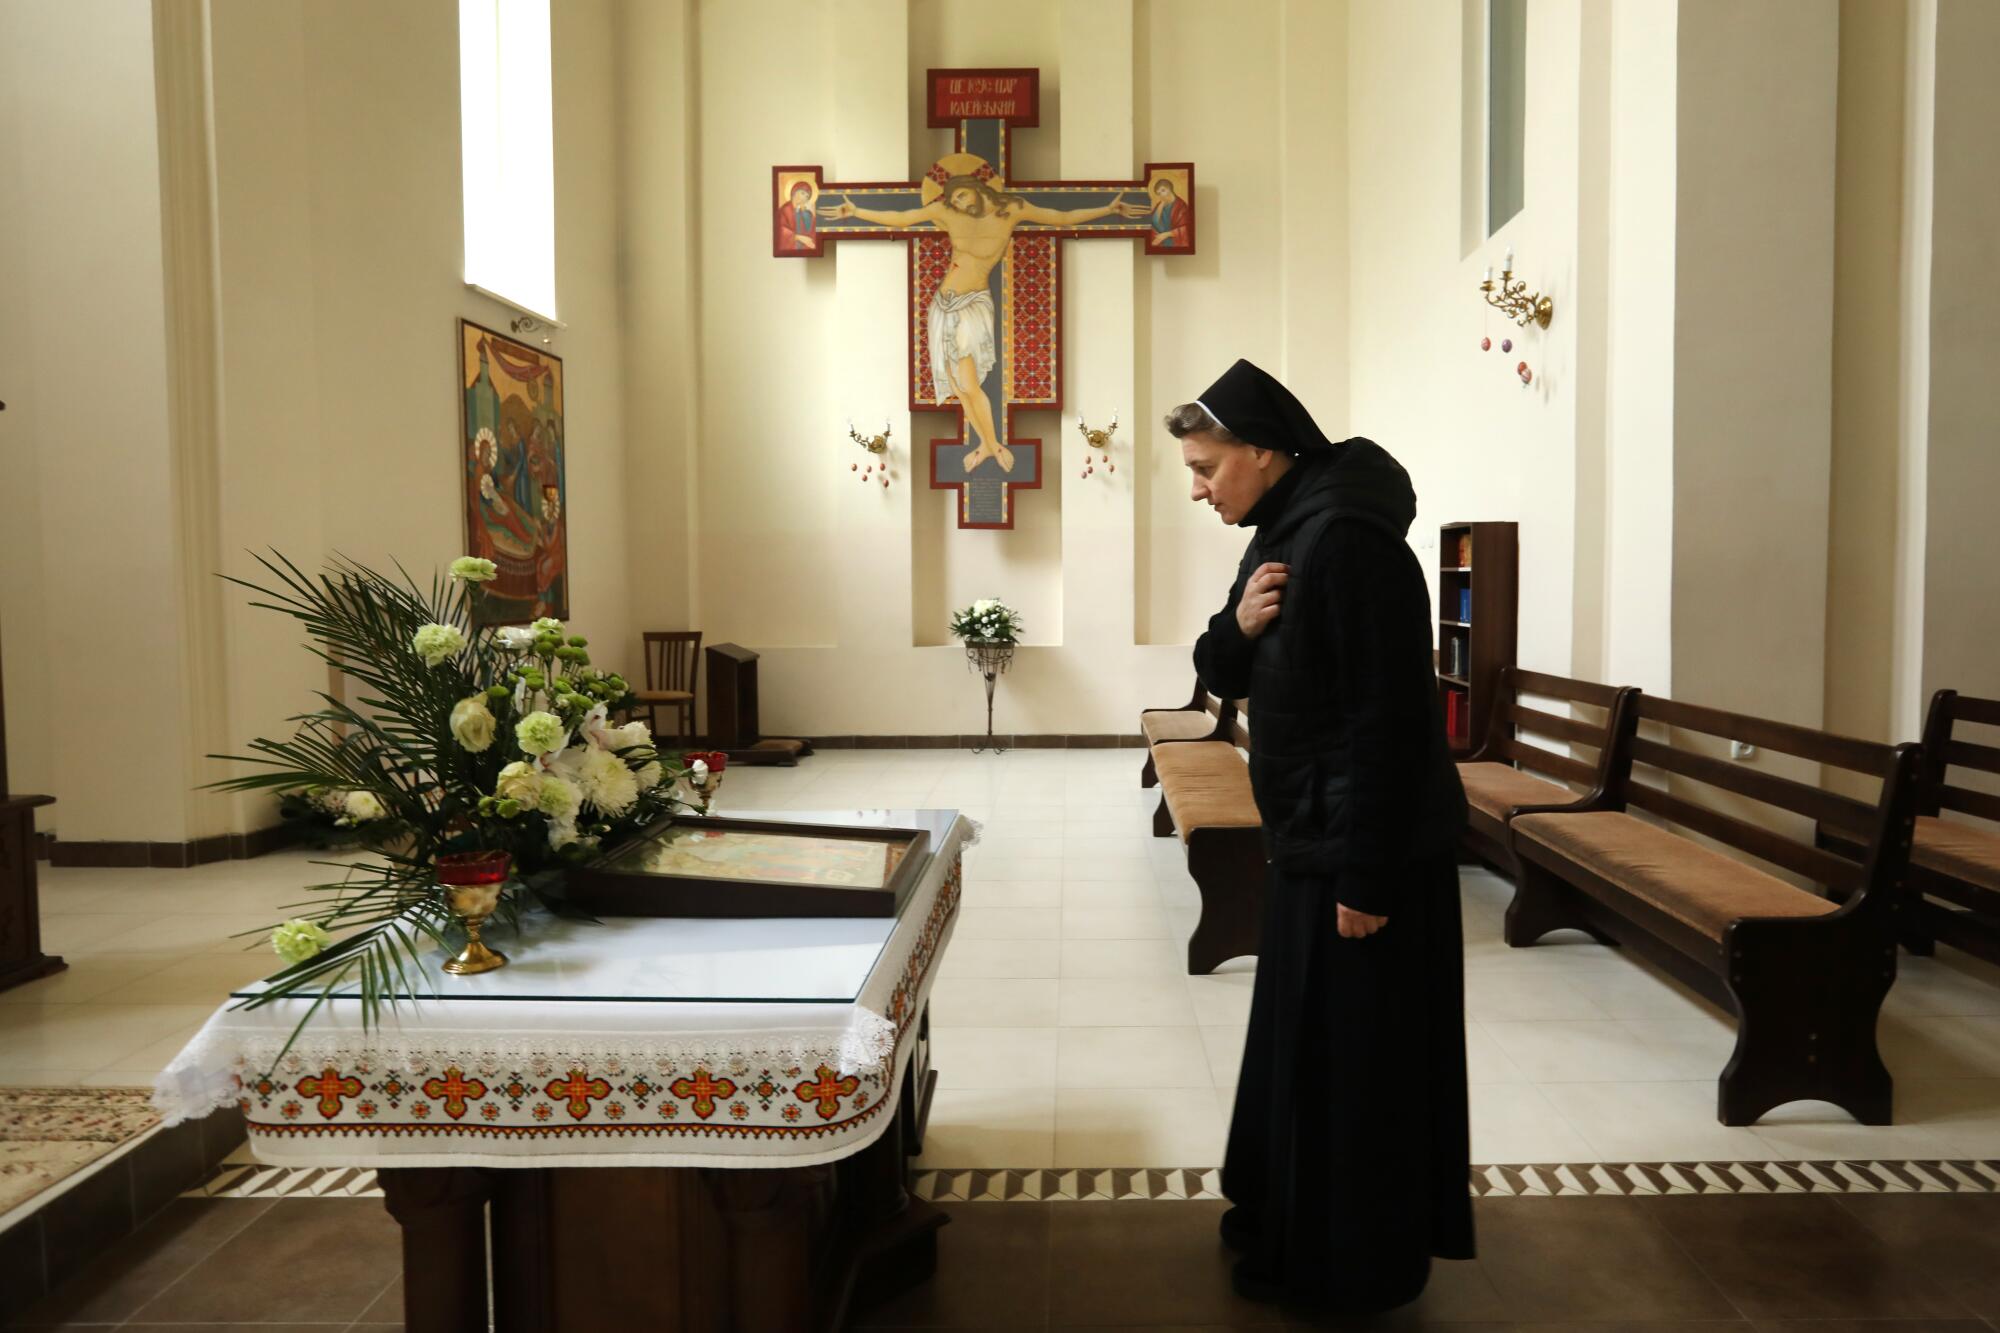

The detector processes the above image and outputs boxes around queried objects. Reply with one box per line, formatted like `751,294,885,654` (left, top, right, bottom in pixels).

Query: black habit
1190,361,1473,1315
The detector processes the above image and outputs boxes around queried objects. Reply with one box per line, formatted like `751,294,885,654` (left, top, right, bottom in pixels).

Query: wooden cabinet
1436,521,1518,755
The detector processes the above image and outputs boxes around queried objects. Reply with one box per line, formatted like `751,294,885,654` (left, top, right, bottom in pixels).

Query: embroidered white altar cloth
152,809,968,1170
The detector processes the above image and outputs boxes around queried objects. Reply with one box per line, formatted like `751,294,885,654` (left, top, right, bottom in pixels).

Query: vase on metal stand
964,640,1015,755
436,850,512,976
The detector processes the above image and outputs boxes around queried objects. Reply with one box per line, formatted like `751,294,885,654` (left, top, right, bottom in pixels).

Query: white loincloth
928,287,997,404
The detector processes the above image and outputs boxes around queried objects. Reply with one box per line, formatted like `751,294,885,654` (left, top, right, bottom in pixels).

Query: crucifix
773,68,1197,529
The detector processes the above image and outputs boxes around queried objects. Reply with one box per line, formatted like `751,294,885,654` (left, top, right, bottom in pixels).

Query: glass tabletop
230,808,960,1006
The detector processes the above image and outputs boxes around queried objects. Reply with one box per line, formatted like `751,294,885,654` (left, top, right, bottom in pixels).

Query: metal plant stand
964,641,1015,754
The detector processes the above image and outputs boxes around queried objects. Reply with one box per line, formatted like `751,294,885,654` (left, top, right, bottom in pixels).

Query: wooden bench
1504,693,1922,1126
1138,680,1238,788
1821,689,2000,968
1144,693,1264,976
1457,667,1636,879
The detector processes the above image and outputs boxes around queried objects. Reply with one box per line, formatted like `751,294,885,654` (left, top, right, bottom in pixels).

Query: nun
1168,359,1473,1316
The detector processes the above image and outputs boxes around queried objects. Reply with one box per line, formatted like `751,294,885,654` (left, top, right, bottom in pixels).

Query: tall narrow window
1487,0,1526,234
460,0,557,321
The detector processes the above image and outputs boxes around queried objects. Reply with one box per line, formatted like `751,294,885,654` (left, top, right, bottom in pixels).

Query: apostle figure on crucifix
821,164,1149,473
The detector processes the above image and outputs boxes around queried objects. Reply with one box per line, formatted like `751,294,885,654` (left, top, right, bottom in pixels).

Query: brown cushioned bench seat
1458,762,1574,825
1512,811,1836,942
1912,816,2000,893
1141,708,1221,746
1153,741,1259,845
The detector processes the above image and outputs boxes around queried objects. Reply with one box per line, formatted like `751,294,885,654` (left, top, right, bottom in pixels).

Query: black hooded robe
1188,361,1473,1315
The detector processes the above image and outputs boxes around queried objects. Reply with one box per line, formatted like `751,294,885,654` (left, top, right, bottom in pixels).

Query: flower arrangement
215,552,710,1037
948,597,1023,645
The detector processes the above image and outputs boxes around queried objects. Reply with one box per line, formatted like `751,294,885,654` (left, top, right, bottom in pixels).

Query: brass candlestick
847,419,894,489
1479,263,1553,329
1076,414,1118,479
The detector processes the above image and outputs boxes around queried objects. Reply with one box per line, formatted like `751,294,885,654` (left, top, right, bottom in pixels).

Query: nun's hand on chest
1235,562,1289,640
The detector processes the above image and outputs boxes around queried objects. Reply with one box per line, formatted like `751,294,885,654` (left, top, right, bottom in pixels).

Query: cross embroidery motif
296,1067,363,1120
544,1069,612,1121
773,67,1196,529
793,1065,861,1122
422,1067,488,1121
669,1069,737,1120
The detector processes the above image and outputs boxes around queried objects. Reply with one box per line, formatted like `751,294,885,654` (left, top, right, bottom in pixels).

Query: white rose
449,695,497,753
495,760,542,805
344,790,387,823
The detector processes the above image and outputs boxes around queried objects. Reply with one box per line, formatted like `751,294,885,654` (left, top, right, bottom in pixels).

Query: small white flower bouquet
948,597,1023,646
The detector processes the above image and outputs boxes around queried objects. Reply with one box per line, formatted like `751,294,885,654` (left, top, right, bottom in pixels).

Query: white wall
634,0,1350,737
0,0,633,841
1669,0,1839,728
0,0,193,840
1345,0,1582,675
1914,0,2000,712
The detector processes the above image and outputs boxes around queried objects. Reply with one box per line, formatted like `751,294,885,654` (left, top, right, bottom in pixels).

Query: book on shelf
1457,587,1472,622
1456,532,1473,567
1444,687,1464,742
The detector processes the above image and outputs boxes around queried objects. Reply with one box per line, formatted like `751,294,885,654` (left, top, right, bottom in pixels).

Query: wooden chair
635,631,701,743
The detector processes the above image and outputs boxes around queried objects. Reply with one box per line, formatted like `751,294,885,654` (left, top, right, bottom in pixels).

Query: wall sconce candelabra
1076,413,1118,479
846,419,894,489
1478,246,1553,329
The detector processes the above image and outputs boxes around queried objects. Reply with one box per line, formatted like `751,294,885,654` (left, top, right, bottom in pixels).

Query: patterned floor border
184,1159,2000,1202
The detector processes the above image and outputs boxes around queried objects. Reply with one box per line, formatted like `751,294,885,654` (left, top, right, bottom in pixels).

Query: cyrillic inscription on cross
773,68,1197,529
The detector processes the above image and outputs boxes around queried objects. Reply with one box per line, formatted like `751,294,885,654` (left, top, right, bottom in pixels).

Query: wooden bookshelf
1437,521,1518,754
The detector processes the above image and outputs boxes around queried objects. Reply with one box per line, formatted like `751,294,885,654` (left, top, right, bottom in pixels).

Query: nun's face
1182,434,1290,525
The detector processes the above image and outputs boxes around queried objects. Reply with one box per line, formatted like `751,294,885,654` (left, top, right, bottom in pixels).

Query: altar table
154,808,970,1333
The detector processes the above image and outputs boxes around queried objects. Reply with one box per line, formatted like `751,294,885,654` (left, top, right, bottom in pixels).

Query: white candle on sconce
1483,265,1493,283
1504,245,1515,272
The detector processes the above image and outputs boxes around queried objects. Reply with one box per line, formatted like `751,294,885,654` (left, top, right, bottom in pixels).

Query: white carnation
494,626,536,653
537,774,581,819
577,746,640,817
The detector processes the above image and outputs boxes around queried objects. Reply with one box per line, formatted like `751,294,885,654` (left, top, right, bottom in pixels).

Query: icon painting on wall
459,319,567,624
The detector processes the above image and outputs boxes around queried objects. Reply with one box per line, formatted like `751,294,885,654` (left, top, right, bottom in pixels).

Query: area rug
0,1087,161,1215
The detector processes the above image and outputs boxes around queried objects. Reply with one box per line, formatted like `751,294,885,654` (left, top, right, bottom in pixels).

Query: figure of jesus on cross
773,68,1197,528
820,173,1149,475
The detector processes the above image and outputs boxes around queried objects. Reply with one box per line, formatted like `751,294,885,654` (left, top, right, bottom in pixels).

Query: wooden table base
379,1095,943,1333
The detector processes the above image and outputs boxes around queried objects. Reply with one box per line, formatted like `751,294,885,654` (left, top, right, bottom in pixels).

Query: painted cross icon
297,1067,363,1120
544,1069,612,1121
422,1067,488,1121
669,1068,737,1120
774,68,1196,529
793,1064,861,1121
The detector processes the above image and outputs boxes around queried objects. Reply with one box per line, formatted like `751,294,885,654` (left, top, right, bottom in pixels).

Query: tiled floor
6,747,2000,1170
9,1187,2000,1329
